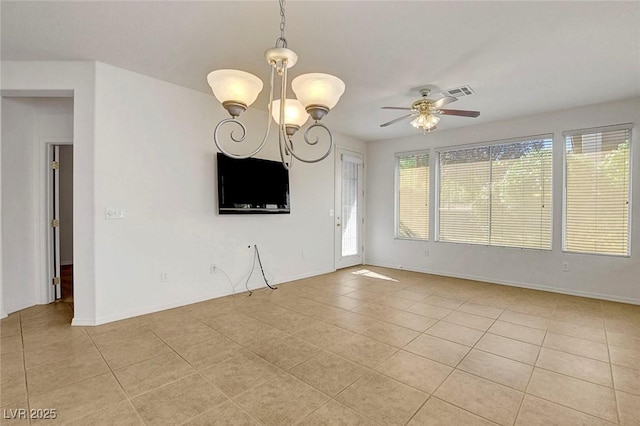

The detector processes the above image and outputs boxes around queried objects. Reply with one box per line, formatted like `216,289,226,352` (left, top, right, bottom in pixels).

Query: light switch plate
105,207,125,219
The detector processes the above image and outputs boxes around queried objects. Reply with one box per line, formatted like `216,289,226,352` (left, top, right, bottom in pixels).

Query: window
396,152,429,240
563,125,632,256
437,137,553,249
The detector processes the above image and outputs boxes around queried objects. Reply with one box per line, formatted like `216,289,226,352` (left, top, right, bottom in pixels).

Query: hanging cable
243,244,277,295
212,265,236,296
255,244,277,290
244,245,258,295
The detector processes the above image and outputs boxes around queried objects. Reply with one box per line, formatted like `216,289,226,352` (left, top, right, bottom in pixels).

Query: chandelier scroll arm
281,122,334,164
212,67,277,159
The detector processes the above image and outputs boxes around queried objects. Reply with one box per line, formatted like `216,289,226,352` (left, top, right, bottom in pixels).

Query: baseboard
243,268,336,292
86,290,231,326
71,317,98,326
1,310,7,319
367,261,640,306
5,299,39,316
83,267,336,326
274,268,336,285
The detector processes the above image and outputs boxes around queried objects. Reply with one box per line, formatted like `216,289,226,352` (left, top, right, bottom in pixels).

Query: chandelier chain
276,0,287,47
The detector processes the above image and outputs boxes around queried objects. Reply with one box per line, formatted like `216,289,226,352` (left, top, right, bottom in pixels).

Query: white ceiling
2,1,639,142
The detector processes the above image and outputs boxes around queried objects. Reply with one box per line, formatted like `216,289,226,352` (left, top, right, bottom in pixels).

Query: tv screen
217,153,290,214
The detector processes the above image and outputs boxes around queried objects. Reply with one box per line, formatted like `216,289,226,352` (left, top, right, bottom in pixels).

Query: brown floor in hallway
60,264,73,304
1,266,639,425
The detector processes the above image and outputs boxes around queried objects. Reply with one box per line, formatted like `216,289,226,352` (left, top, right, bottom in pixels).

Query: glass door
335,149,364,269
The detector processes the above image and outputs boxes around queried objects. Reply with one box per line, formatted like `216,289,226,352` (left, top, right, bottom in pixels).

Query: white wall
91,62,365,324
1,97,73,313
0,77,3,318
2,98,37,313
367,97,640,304
1,61,96,322
1,60,365,324
59,145,74,265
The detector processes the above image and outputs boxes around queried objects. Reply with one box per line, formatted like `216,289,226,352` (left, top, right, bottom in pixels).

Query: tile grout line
18,306,92,425
167,289,392,417
83,327,142,422
398,313,503,426
434,313,504,421
519,393,621,425
282,284,427,424
328,372,392,426
602,300,622,425
411,395,504,426
402,394,431,426
125,399,147,426
416,294,569,424
514,312,550,426
18,311,32,426
514,300,623,425
294,397,379,425
143,323,267,426
87,321,210,424
221,358,336,426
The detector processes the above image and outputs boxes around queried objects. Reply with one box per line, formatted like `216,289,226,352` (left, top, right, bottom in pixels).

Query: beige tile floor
1,266,639,425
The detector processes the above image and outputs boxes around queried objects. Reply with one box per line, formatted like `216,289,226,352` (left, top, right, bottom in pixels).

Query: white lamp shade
291,73,345,110
271,99,309,127
411,114,440,130
207,69,263,107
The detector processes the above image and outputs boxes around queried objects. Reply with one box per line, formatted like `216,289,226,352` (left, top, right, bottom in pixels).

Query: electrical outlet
562,262,569,272
160,272,169,282
210,264,217,274
424,249,429,257
301,251,305,260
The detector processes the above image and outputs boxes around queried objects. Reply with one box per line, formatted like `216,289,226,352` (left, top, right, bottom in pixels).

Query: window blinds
438,137,553,249
564,125,631,256
396,152,429,240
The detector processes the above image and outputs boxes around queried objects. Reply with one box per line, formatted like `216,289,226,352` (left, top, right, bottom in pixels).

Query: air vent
441,85,474,98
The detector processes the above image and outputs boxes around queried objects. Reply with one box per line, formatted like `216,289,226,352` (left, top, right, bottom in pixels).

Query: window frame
561,123,633,257
434,134,554,250
395,149,431,241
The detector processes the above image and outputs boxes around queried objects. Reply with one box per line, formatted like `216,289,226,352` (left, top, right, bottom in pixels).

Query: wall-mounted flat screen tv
217,153,290,214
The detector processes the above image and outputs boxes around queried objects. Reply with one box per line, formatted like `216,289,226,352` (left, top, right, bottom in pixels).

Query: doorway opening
48,143,74,305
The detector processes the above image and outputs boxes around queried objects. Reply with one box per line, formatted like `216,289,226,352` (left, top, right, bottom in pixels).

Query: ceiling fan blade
438,109,480,118
380,114,415,127
430,96,457,109
381,106,413,110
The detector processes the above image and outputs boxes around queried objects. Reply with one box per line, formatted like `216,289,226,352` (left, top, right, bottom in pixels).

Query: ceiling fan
380,88,480,131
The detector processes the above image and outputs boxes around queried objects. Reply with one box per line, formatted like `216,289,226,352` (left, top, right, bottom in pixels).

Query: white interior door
335,149,364,269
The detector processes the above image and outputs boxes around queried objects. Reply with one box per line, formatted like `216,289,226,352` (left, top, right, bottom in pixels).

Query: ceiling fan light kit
207,0,345,169
381,88,480,133
410,113,440,131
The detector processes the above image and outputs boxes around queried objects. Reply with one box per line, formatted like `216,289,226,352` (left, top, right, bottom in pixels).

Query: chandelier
207,0,345,169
